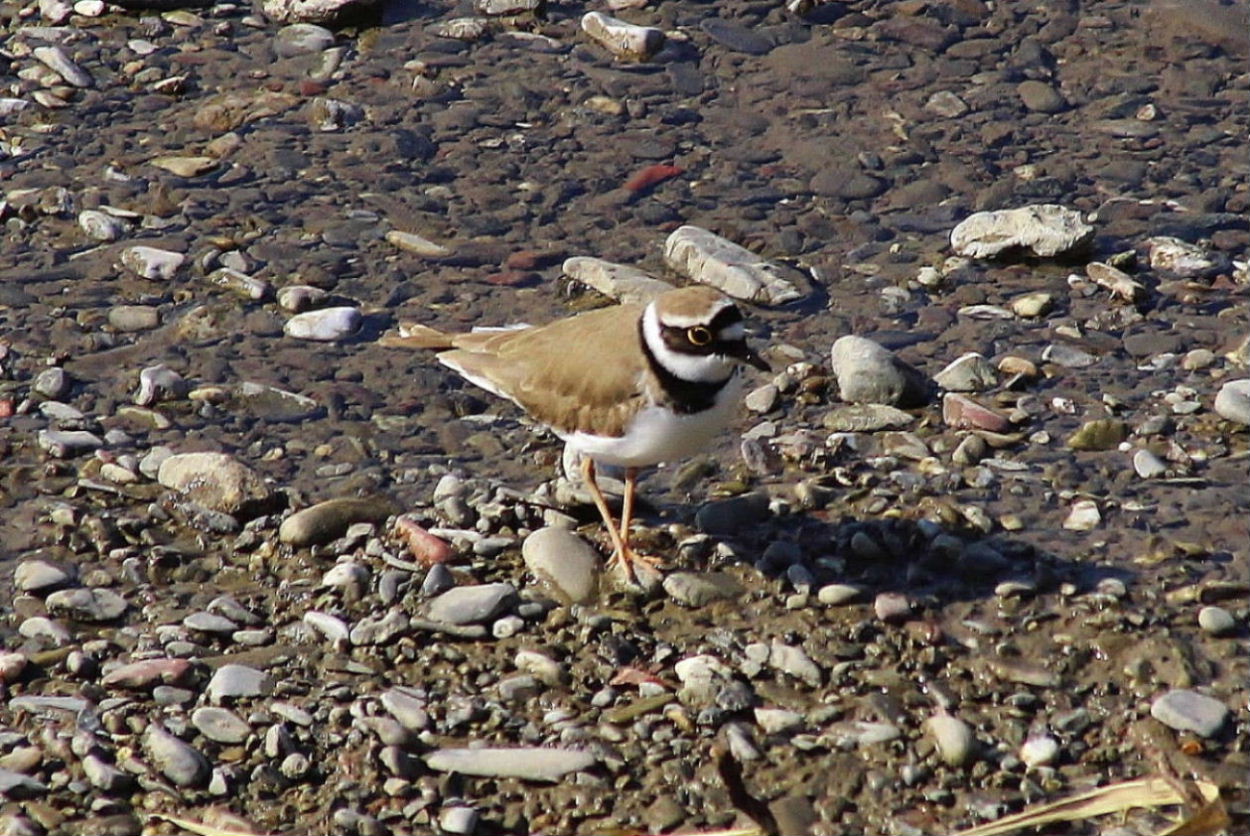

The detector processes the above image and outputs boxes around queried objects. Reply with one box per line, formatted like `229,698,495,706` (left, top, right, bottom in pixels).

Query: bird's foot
606,547,665,592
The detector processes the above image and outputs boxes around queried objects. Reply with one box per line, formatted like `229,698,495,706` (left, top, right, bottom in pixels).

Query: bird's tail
378,322,456,350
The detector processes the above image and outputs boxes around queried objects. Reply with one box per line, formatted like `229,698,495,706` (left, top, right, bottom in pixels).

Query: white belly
564,374,742,468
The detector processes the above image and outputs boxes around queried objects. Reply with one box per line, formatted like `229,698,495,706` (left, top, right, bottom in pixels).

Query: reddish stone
0,399,12,418
623,164,683,193
102,658,193,690
298,80,328,96
504,250,547,270
942,393,1010,432
394,517,452,566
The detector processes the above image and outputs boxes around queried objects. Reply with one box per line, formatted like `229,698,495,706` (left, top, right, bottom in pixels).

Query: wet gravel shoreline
2,0,1249,833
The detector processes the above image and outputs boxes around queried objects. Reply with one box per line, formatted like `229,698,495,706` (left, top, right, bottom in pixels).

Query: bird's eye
687,326,712,346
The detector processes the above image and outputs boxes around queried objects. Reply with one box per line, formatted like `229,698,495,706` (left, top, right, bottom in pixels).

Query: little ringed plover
382,285,768,584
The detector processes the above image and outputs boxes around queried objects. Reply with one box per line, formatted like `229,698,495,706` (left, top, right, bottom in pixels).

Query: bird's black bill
726,342,770,371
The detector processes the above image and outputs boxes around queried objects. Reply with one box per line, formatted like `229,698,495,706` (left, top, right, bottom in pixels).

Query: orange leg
581,458,663,587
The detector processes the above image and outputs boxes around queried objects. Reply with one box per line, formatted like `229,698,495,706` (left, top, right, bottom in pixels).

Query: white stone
664,225,803,306
950,204,1093,258
33,45,93,88
581,11,666,61
1214,379,1250,426
933,352,996,392
1063,499,1101,531
1019,735,1060,767
284,306,362,341
1148,236,1218,278
120,246,185,280
562,256,672,304
78,209,129,241
425,747,595,782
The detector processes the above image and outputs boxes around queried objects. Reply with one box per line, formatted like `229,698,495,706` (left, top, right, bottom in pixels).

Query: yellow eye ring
687,326,713,346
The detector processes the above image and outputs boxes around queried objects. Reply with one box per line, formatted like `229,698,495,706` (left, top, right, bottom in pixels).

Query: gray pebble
234,381,322,422
1133,448,1167,479
349,609,408,645
830,335,931,407
439,805,479,835
381,688,430,732
754,707,803,734
280,753,311,779
78,209,129,241
492,615,524,638
144,724,209,787
33,367,70,399
663,572,744,607
0,767,48,798
8,695,87,713
664,225,802,306
191,707,251,744
108,305,160,332
426,582,516,625
37,429,103,458
206,663,274,702
1017,80,1067,112
303,610,350,643
1041,343,1097,368
422,563,455,597
276,284,330,312
1150,689,1229,737
134,364,187,406
183,612,237,633
273,23,336,58
874,592,912,624
826,720,900,748
933,352,996,392
1197,606,1236,637
45,587,127,621
695,491,769,535
322,561,370,590
208,595,261,627
744,383,779,413
18,616,72,646
822,404,914,432
81,753,133,792
272,702,314,727
769,641,823,687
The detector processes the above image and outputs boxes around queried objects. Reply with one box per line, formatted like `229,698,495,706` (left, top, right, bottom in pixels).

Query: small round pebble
925,714,976,767
1019,735,1060,768
1197,605,1236,637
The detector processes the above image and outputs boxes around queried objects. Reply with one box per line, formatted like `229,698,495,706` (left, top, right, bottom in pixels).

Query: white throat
641,304,736,383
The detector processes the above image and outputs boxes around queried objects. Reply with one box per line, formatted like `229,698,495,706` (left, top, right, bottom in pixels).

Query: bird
381,285,768,585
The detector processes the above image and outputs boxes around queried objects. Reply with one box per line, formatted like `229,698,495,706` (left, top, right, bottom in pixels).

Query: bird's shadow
602,484,1136,606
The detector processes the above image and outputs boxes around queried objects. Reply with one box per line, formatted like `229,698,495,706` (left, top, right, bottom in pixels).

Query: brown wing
437,303,651,439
